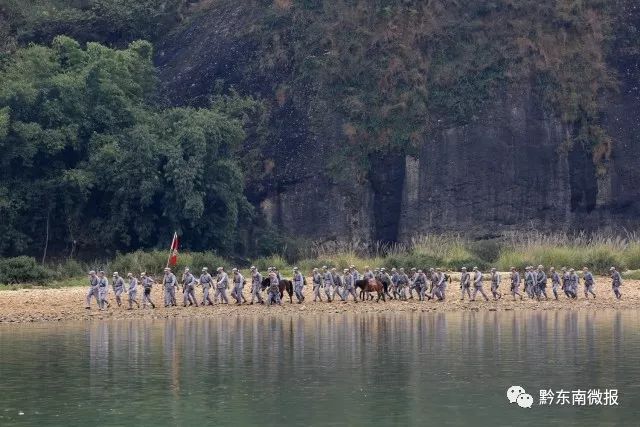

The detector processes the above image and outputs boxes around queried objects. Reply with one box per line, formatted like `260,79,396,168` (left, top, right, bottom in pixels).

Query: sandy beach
0,276,635,324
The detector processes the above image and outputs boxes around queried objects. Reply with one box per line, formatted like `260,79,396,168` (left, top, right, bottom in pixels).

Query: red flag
167,232,179,267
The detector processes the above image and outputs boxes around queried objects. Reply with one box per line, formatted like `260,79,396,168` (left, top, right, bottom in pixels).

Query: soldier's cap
538,265,543,269
510,266,515,270
399,268,405,271
164,267,170,272
313,268,318,272
411,268,416,271
429,268,434,271
436,268,441,271
141,272,146,276
550,267,555,270
98,270,105,274
267,267,273,271
322,265,328,269
343,269,349,273
89,270,96,275
293,267,298,271
232,268,238,272
202,267,208,272
113,272,118,276
185,267,190,271
380,268,386,271
569,268,575,272
472,267,478,270
461,267,467,271
331,267,336,271
490,268,496,271
364,266,370,270
582,266,588,270
127,273,133,277
250,266,256,270
391,268,397,271
561,267,566,271
418,269,423,273
349,265,355,269
217,267,224,272
610,266,616,271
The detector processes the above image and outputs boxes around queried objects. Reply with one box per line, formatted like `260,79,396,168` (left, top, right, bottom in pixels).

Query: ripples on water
0,310,638,426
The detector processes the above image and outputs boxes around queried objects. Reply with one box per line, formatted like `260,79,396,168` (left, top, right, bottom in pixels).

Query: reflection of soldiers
582,267,596,298
126,273,139,309
471,267,489,301
610,267,622,299
460,267,471,300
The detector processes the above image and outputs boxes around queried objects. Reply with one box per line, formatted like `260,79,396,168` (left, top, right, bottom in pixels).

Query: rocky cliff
157,0,640,243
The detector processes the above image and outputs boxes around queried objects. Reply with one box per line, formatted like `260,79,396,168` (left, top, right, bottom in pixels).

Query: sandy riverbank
0,276,635,323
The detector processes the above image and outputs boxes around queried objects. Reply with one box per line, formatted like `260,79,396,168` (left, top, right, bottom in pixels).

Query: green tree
0,35,251,258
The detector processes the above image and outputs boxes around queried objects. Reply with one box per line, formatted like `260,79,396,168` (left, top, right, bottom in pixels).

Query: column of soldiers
84,264,624,310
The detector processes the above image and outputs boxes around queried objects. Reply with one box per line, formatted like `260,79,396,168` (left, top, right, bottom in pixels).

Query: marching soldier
582,267,596,298
460,267,471,300
610,266,622,299
510,267,523,300
163,267,178,307
471,267,489,301
415,269,428,301
85,270,100,309
141,272,156,309
312,268,323,302
567,268,579,299
215,267,229,304
112,272,125,307
332,267,345,301
322,266,335,302
200,267,214,306
293,267,305,303
126,273,139,309
524,266,535,299
490,268,502,300
550,267,561,300
97,271,110,310
536,265,549,300
231,268,245,305
267,270,282,306
250,266,264,304
397,268,409,300
182,268,198,307
343,268,358,302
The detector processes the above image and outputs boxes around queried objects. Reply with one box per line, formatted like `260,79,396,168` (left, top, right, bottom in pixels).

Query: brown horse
355,279,386,302
261,278,294,303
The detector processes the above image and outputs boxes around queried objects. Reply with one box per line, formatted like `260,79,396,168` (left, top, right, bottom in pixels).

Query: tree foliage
0,36,252,258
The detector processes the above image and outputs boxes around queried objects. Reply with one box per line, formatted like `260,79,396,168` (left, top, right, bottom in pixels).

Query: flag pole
167,231,177,268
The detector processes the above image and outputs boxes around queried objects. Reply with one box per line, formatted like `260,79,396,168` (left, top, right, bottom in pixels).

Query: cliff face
158,1,640,243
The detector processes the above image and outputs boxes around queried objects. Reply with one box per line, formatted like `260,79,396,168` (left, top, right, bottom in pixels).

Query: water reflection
0,310,638,427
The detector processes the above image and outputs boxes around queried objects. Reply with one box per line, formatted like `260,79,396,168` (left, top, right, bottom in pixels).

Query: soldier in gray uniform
582,267,596,298
163,267,178,307
85,270,100,309
231,268,244,305
322,266,335,302
460,267,471,300
510,267,523,300
415,269,428,301
397,268,409,301
429,268,439,299
293,267,305,303
567,268,579,299
433,268,446,301
350,265,361,283
126,273,139,309
408,268,417,299
524,266,535,299
471,267,489,301
267,271,282,306
249,266,264,304
536,265,549,300
312,268,323,302
549,267,561,300
560,267,570,298
490,268,502,300
342,268,359,302
200,267,214,306
111,272,125,307
610,266,622,299
215,267,229,304
390,268,399,299
182,268,198,307
380,268,393,300
141,272,156,309
97,271,110,310
332,267,345,301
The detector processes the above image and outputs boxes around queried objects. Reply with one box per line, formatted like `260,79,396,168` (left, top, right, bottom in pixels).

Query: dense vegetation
0,0,633,271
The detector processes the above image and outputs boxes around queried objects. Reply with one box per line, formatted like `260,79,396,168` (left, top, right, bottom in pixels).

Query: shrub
623,243,640,270
0,256,52,284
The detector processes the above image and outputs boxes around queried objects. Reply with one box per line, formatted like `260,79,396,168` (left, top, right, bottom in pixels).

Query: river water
0,310,637,426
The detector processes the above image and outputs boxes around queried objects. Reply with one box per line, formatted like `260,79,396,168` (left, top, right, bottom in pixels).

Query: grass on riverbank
1,232,638,287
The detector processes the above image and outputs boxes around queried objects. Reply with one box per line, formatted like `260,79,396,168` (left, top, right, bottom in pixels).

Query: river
0,310,637,426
